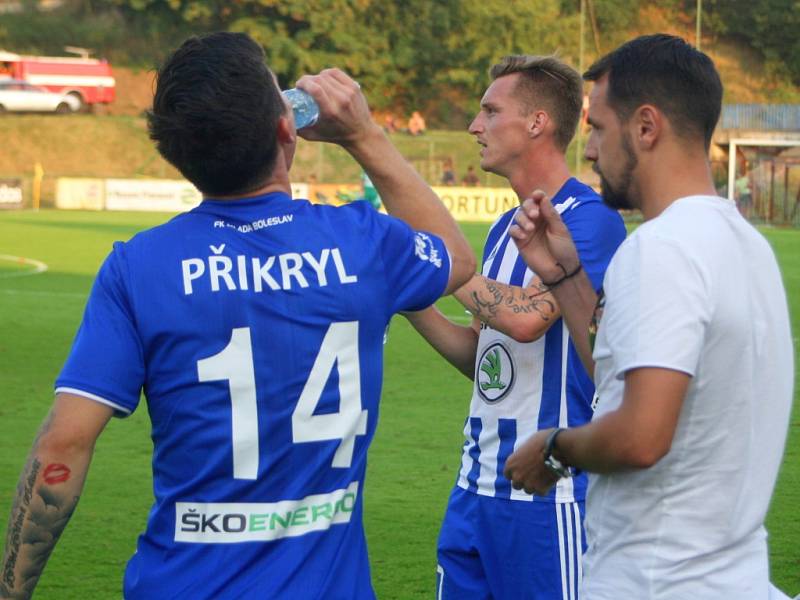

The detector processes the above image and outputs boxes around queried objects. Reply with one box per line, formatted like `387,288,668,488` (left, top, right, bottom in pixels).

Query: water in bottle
282,88,319,129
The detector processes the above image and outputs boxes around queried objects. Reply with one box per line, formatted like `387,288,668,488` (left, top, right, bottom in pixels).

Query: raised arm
403,306,480,379
509,191,598,375
453,274,559,343
295,69,476,294
1,394,112,599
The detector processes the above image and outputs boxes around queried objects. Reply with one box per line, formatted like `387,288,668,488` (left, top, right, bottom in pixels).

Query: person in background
408,110,426,136
337,171,382,210
441,159,457,185
504,34,793,600
735,164,753,218
461,164,481,186
405,54,625,600
0,32,474,600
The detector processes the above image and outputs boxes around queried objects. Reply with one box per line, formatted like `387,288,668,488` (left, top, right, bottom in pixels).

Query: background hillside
2,0,799,122
0,0,798,201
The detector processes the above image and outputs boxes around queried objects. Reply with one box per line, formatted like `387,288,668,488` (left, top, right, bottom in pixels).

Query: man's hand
294,69,379,147
503,429,560,495
509,190,580,284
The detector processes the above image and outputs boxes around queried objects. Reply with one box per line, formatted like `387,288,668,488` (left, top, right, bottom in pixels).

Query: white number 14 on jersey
197,322,368,480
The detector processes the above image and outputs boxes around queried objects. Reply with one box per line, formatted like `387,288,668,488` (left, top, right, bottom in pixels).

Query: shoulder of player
558,189,618,225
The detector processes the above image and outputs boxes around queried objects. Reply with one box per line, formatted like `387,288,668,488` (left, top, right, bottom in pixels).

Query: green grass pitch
0,209,798,598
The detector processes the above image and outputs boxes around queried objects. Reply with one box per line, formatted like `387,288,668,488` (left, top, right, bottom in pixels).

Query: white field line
0,288,86,299
440,312,474,324
0,254,48,279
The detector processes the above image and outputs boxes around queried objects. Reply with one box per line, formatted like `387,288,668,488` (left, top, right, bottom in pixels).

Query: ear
528,110,549,139
632,104,661,150
276,115,295,145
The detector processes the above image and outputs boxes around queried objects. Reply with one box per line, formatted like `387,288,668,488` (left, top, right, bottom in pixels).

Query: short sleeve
374,212,451,314
563,202,626,292
602,234,711,380
55,243,145,416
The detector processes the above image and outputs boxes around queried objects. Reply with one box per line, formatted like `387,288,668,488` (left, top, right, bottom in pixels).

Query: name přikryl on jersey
181,244,358,295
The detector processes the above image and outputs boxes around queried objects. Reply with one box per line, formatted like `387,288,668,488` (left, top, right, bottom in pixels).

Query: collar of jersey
551,177,593,206
198,191,294,208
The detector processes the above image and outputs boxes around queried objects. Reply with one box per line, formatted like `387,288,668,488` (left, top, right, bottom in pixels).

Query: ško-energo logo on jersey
175,481,358,543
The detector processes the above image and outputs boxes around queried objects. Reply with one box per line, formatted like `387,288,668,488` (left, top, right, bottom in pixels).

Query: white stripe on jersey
556,320,575,502
556,502,583,600
573,502,584,591
566,503,577,599
457,202,581,503
556,504,569,599
481,209,517,276
475,416,499,496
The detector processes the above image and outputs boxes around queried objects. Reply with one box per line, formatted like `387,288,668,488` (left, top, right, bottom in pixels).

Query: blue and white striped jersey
456,178,625,503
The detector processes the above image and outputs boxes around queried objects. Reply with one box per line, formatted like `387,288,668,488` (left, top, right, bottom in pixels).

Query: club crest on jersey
476,342,515,404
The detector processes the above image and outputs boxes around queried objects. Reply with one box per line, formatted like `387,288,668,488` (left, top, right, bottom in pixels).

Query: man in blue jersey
405,55,625,599
0,32,474,599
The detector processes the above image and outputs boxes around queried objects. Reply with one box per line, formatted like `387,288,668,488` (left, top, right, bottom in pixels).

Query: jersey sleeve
371,210,451,314
55,242,145,416
602,233,710,380
563,202,626,291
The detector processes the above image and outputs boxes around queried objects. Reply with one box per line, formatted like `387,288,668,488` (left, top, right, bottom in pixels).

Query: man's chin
479,160,501,178
600,179,634,211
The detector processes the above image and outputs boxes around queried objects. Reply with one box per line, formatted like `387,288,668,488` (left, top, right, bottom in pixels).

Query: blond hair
490,55,583,151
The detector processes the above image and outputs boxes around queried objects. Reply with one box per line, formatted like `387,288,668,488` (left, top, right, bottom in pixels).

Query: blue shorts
436,486,585,600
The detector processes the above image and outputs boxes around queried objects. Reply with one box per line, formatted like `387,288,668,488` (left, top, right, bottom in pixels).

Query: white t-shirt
583,196,794,600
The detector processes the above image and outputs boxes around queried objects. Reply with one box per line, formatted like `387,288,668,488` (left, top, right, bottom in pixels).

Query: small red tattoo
43,463,71,485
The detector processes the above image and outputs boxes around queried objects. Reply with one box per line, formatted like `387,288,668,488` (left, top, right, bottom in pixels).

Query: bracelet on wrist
543,427,572,479
542,262,582,288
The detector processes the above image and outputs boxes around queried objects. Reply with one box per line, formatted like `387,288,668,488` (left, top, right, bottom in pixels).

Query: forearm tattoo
468,278,555,322
1,420,81,599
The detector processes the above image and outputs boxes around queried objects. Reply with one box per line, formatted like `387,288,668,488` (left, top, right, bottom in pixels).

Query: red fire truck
0,49,115,111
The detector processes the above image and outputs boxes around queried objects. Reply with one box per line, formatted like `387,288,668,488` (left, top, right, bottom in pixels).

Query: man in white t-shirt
503,34,794,600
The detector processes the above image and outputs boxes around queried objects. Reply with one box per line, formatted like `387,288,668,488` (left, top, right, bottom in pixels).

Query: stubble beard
599,132,638,211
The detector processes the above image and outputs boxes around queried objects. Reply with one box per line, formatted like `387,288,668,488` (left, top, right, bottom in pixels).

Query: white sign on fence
56,178,105,210
105,179,202,212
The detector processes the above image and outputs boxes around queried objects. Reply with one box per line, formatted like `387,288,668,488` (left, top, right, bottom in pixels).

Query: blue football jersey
55,193,450,599
457,178,626,503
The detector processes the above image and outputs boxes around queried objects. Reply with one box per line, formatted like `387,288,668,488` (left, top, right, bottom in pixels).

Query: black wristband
544,427,565,457
541,263,582,288
543,428,572,479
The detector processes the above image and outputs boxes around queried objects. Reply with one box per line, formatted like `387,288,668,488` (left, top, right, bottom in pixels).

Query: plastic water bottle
282,88,319,129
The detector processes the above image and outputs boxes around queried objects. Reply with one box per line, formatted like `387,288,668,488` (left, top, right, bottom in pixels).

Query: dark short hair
490,55,583,152
147,32,286,196
583,34,722,149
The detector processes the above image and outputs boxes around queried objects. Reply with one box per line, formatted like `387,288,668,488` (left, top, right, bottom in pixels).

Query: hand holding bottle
292,69,381,148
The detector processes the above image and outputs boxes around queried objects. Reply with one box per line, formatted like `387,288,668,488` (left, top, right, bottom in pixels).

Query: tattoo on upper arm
468,278,556,322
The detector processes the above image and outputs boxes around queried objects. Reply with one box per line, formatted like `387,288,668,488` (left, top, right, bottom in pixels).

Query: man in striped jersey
406,56,625,599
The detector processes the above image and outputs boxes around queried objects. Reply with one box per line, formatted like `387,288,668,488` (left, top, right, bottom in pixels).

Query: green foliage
702,0,800,85
0,0,798,121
